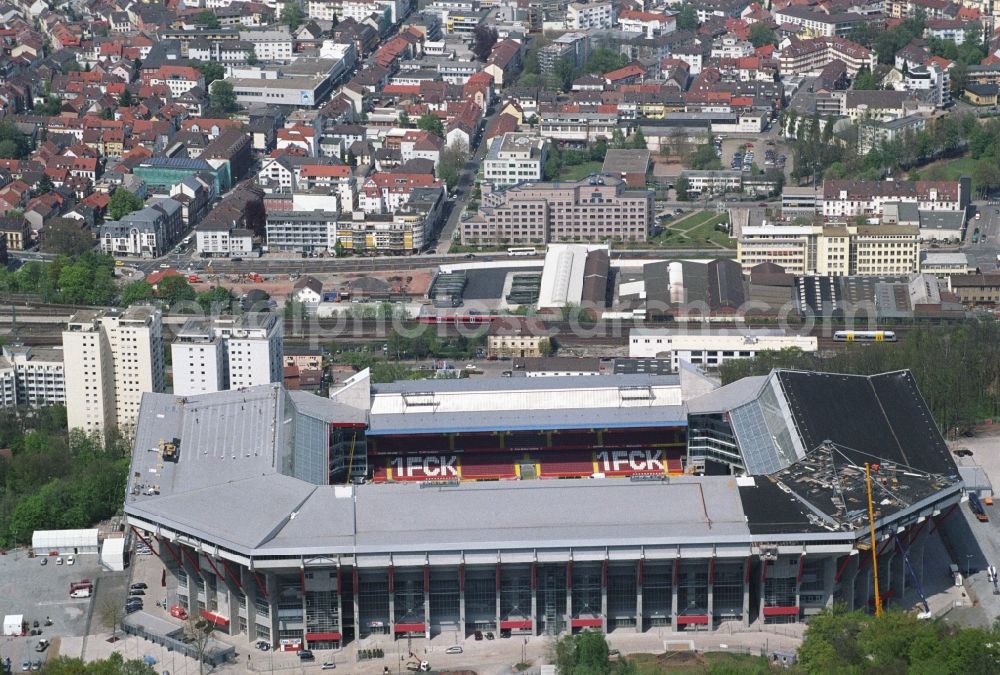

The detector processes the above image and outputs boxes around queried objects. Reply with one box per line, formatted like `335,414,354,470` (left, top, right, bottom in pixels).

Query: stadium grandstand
124,368,963,651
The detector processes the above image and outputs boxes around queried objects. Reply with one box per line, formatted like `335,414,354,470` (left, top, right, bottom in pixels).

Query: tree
852,66,880,90
554,57,578,91
629,127,646,150
748,24,777,48
280,2,304,31
37,173,54,195
209,80,238,115
676,4,698,31
35,95,62,116
973,157,1000,196
438,140,469,191
194,10,220,29
41,219,94,256
39,653,156,675
119,281,154,306
184,617,215,675
108,188,144,221
398,111,412,128
689,142,722,170
245,49,258,66
416,113,445,138
99,596,126,638
584,48,629,74
538,337,554,357
244,196,267,238
197,286,235,313
553,631,635,675
195,62,225,87
119,88,134,107
0,122,31,158
675,175,691,200
471,25,498,62
157,275,196,305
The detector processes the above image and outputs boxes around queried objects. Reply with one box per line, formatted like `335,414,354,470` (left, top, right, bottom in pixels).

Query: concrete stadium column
601,560,608,634
636,560,643,633
267,573,279,645
459,564,466,637
388,567,396,638
845,557,860,611
243,566,257,638
824,557,837,608
423,565,430,640
495,563,501,634
351,567,361,648
670,561,679,631
565,561,573,634
742,558,750,627
706,559,714,629
531,563,538,637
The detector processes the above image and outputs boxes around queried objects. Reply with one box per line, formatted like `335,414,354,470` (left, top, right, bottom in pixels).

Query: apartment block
0,345,65,409
462,176,653,245
483,133,548,188
99,198,184,258
171,314,282,396
778,36,875,76
566,0,615,30
63,306,165,436
538,32,589,76
738,222,920,276
821,179,967,218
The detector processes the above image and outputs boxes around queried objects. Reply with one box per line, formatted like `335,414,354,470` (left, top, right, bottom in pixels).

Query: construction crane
866,463,883,618
893,534,931,619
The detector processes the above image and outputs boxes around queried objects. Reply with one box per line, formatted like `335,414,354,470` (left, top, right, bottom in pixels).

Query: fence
122,618,236,668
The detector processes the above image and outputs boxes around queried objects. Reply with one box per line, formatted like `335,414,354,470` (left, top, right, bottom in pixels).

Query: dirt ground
188,270,433,301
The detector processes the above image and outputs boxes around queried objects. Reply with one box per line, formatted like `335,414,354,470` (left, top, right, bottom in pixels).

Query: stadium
124,367,963,652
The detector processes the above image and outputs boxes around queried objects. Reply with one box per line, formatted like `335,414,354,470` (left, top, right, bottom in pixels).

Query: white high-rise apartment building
0,345,66,409
63,306,165,437
171,314,283,396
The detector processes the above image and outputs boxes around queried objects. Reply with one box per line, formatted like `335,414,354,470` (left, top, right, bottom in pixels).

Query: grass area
651,209,734,249
627,651,771,674
920,155,978,181
558,161,604,181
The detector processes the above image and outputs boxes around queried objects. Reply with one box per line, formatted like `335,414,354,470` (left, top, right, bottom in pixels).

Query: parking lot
0,551,117,669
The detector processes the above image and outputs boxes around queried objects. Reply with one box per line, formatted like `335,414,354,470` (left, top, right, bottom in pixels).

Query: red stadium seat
538,452,594,479
460,454,516,480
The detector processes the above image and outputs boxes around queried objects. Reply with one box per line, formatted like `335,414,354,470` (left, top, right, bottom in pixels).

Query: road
963,202,1000,272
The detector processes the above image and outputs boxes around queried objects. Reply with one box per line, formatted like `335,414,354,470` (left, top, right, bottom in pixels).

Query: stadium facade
124,368,962,651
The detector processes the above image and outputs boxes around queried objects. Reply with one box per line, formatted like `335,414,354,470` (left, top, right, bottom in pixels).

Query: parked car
39,558,46,566
254,640,270,651
35,640,49,653
66,556,74,565
129,590,145,596
445,646,463,654
130,583,148,590
321,662,336,670
55,557,63,565
474,631,483,641
297,650,315,661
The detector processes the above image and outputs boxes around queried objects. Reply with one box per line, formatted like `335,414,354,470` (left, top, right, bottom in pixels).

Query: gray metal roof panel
367,405,688,435
372,374,680,395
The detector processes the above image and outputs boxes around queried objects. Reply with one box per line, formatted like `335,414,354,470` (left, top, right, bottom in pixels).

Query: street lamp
967,554,973,578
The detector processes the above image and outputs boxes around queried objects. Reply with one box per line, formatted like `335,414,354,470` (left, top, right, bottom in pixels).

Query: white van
70,588,92,599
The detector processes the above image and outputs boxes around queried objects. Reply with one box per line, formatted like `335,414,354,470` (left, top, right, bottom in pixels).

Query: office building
738,222,920,276
628,329,818,368
171,314,283,396
63,306,165,436
462,176,653,245
483,133,548,189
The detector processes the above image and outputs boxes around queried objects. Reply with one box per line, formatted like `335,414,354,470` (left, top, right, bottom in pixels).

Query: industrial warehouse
124,368,963,652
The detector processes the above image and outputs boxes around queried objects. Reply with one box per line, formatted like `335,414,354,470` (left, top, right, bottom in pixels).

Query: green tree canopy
585,48,629,75
416,112,445,138
280,2,304,30
195,62,226,87
119,280,154,306
0,122,32,158
157,275,197,306
798,606,1000,674
676,4,698,31
748,24,777,48
438,140,469,191
472,25,498,61
197,285,236,313
209,80,239,115
40,218,94,257
194,9,220,28
689,142,722,170
108,188,145,221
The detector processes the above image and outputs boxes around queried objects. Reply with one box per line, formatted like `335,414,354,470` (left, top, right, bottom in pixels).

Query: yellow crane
866,462,883,618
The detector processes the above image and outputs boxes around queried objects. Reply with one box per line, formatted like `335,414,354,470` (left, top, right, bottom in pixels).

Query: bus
506,247,537,256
